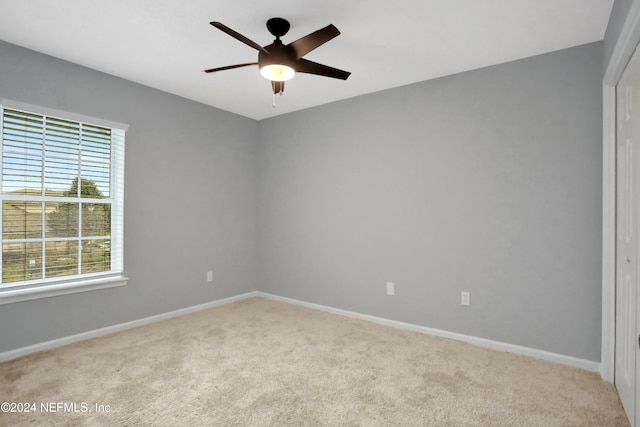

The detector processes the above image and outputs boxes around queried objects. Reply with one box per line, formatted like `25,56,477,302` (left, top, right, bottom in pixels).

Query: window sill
0,276,128,305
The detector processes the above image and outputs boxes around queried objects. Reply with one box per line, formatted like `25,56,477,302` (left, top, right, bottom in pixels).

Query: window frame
0,100,128,305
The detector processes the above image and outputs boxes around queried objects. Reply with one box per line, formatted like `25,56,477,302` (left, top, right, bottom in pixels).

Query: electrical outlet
386,282,395,296
207,271,213,282
461,291,470,306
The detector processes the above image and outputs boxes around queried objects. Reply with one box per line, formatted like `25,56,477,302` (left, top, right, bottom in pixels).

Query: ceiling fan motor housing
259,41,297,71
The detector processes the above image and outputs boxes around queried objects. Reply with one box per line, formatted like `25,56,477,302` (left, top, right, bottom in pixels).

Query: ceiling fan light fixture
260,64,295,82
206,18,350,95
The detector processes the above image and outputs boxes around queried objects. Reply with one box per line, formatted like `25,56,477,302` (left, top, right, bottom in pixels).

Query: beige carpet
0,297,630,426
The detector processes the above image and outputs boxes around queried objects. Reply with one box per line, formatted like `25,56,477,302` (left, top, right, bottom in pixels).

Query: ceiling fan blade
288,24,340,59
272,80,285,95
210,22,269,54
203,62,258,73
295,58,351,80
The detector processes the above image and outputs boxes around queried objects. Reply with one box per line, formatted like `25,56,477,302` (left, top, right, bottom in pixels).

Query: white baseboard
0,291,258,363
1,290,600,373
257,292,600,373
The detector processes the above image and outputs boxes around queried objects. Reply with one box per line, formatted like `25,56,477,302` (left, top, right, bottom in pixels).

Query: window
0,100,127,304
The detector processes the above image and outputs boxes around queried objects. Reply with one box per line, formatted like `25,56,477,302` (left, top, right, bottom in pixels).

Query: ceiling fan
204,18,351,96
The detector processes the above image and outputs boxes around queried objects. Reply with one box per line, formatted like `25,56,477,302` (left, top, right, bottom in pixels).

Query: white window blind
0,101,126,294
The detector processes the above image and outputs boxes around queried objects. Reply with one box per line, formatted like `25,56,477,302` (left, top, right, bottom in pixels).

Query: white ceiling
0,1,614,121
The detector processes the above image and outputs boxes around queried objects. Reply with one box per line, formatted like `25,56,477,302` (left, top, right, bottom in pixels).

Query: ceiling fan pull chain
272,93,276,108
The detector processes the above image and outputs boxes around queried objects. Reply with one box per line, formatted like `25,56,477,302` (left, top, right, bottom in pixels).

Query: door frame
603,1,640,383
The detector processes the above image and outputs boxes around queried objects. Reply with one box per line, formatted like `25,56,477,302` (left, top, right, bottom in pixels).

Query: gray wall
0,39,604,362
604,0,634,68
0,40,259,353
258,42,603,361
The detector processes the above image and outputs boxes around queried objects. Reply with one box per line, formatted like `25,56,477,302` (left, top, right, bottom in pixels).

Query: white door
616,45,640,427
